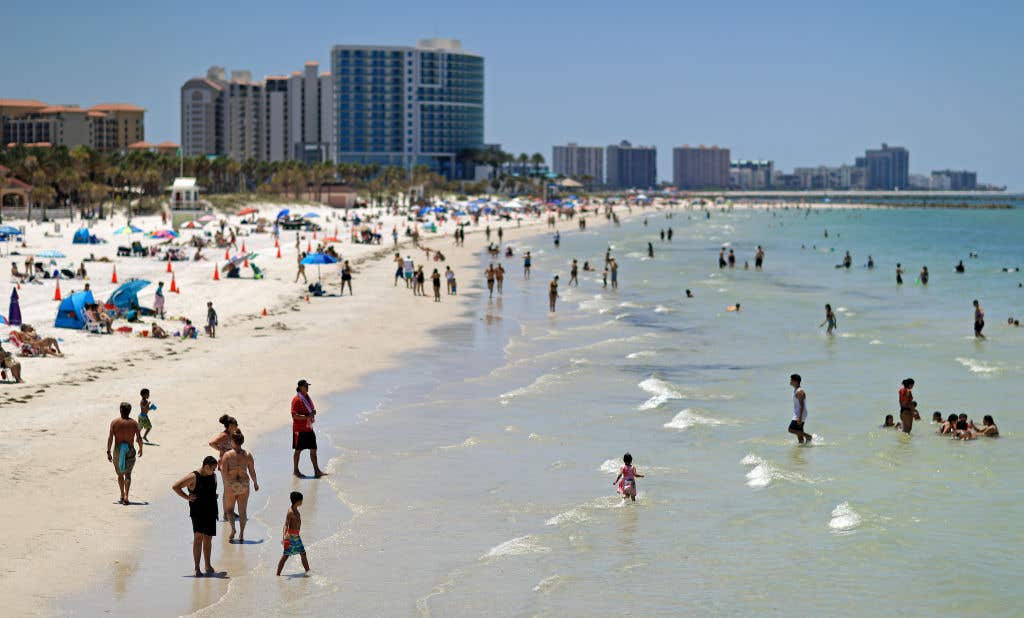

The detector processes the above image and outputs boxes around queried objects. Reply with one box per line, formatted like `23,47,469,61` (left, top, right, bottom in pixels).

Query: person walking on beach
788,374,812,444
523,251,532,279
172,455,219,577
973,299,985,338
755,246,765,269
486,264,496,298
205,302,218,338
154,282,166,320
648,242,654,258
446,266,456,295
485,225,491,242
416,266,426,296
295,252,308,284
496,263,505,294
660,229,665,241
820,304,837,336
549,276,559,312
291,379,324,478
221,431,259,542
276,491,310,576
209,414,238,520
718,248,727,269
431,268,442,302
609,258,619,289
667,227,673,241
899,378,916,434
569,260,579,287
107,402,143,505
403,255,414,288
393,253,403,287
340,260,353,296
896,263,904,285
497,226,503,244
138,388,155,443
613,452,644,502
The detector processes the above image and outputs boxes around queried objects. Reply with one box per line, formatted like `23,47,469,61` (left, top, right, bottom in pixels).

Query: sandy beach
0,199,645,615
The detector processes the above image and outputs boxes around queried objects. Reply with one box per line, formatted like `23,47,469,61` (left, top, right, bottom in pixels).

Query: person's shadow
228,539,264,545
183,571,230,579
113,500,150,506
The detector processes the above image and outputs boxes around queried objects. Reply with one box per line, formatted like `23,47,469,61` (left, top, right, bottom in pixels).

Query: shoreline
0,201,640,616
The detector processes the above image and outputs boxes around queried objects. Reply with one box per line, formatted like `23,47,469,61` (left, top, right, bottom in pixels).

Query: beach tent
107,280,150,311
54,290,96,329
73,228,92,244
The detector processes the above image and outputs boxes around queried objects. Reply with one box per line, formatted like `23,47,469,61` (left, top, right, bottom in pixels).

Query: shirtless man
496,264,505,294
549,276,559,312
569,260,579,287
106,402,143,505
221,431,259,541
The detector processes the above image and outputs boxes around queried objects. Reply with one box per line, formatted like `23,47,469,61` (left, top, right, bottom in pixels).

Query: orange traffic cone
306,241,312,253
276,246,282,259
111,266,118,284
213,264,220,281
224,248,230,260
243,257,249,268
241,241,246,253
261,307,268,317
166,259,173,273
274,238,279,248
169,274,179,293
53,280,62,301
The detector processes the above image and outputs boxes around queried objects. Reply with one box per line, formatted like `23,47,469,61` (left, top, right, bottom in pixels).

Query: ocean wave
545,508,592,527
482,535,551,560
618,301,643,308
533,574,565,593
741,453,822,488
663,408,730,431
828,502,862,532
500,373,567,404
653,305,673,313
600,459,621,474
637,376,684,410
438,437,479,450
956,357,1001,374
627,350,657,359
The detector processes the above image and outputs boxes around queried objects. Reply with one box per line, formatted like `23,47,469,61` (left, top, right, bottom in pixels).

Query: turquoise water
69,206,1024,616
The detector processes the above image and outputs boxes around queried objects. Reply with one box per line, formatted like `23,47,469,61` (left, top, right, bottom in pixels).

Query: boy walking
277,491,310,576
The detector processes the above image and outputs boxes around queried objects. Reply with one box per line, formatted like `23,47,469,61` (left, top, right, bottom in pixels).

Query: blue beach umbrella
107,279,151,311
276,208,290,220
35,249,66,259
301,252,337,284
8,288,22,326
303,212,320,218
0,225,22,236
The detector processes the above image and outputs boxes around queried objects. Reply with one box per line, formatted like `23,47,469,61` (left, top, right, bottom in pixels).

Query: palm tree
530,153,545,176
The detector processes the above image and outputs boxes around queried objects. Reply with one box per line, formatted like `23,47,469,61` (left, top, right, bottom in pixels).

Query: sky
3,0,1022,188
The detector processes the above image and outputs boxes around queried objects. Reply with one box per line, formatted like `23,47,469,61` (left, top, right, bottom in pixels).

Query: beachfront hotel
605,141,657,190
1,99,145,152
180,63,335,164
673,145,731,190
331,38,484,179
552,143,604,188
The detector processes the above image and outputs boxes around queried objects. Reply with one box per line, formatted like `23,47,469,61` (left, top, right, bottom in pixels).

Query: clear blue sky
3,0,1021,188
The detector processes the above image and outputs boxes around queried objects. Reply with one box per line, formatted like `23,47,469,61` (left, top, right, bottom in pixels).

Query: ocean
69,205,1024,616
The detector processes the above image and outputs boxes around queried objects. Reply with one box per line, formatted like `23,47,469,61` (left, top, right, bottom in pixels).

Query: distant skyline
3,1,1021,188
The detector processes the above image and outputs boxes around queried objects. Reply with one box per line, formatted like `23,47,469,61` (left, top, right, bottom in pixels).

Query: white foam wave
638,376,683,410
627,350,657,359
663,408,729,431
500,373,566,404
653,305,673,313
600,459,621,474
869,339,883,345
618,301,643,308
533,574,564,593
438,437,479,450
828,502,862,532
482,535,551,559
545,508,592,526
956,357,1000,374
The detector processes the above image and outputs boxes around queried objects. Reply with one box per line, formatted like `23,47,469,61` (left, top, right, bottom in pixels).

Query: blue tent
55,291,95,329
108,280,150,311
73,228,91,244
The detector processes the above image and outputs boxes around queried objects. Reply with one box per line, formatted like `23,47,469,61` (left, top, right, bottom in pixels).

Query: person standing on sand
648,242,654,258
446,266,456,295
973,299,985,338
205,302,218,338
341,260,353,296
295,252,308,283
277,491,310,576
172,455,219,577
291,379,325,478
221,431,259,542
498,226,503,244
549,275,559,312
209,414,238,520
431,268,442,302
523,252,532,279
788,374,812,444
107,402,143,504
667,227,673,241
154,282,166,319
496,263,505,294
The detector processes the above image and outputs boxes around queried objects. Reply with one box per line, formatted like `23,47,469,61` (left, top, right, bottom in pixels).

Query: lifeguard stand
166,177,210,230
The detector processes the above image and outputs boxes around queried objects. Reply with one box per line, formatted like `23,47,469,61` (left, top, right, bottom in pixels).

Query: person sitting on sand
86,304,114,334
182,319,197,339
0,341,23,383
10,261,26,282
151,322,169,339
193,249,206,261
19,324,62,356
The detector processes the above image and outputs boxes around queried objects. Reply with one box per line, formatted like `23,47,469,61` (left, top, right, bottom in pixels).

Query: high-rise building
331,38,484,179
605,141,657,190
180,62,335,163
930,169,977,191
864,143,909,190
673,146,730,190
729,160,774,190
2,99,144,152
552,143,603,187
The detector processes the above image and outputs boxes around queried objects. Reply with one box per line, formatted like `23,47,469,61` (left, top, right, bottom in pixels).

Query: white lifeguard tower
166,177,210,231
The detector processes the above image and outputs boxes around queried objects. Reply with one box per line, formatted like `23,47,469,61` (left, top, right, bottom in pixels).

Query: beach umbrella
303,212,320,218
8,288,22,326
147,229,179,239
237,207,258,216
182,220,198,229
276,208,290,220
35,249,66,259
300,252,337,284
107,279,151,311
199,214,217,222
114,225,143,235
221,253,257,271
0,225,22,236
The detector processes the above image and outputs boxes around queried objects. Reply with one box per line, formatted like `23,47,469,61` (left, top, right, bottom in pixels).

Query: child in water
613,452,644,502
277,491,310,576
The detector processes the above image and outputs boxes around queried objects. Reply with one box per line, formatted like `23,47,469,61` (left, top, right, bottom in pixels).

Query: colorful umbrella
237,207,258,216
114,225,143,235
199,214,217,222
147,229,179,239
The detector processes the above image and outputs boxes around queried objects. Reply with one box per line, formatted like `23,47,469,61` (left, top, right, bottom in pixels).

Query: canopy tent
54,290,96,330
107,280,150,311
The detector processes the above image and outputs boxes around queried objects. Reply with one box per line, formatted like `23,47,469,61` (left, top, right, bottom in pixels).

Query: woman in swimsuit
973,415,999,437
820,304,837,336
898,378,916,434
209,414,238,520
221,431,259,541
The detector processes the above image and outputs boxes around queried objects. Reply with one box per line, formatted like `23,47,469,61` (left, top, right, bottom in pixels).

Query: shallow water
69,206,1024,616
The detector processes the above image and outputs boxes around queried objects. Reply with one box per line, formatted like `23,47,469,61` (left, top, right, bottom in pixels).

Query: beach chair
84,313,106,334
131,241,146,257
117,245,131,257
7,332,38,357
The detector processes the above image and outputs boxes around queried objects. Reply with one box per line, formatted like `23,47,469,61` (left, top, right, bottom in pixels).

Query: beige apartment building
1,99,145,152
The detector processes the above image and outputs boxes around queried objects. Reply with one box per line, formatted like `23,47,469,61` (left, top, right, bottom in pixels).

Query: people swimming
867,255,874,269
820,303,837,336
955,260,965,273
613,452,644,502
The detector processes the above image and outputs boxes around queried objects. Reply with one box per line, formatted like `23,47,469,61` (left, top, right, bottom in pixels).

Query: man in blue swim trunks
106,402,143,505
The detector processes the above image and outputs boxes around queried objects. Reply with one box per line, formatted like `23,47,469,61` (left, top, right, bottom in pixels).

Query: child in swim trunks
139,388,155,443
277,491,310,575
613,452,644,502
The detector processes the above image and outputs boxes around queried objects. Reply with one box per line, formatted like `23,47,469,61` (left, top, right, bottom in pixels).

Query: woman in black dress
172,455,219,576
